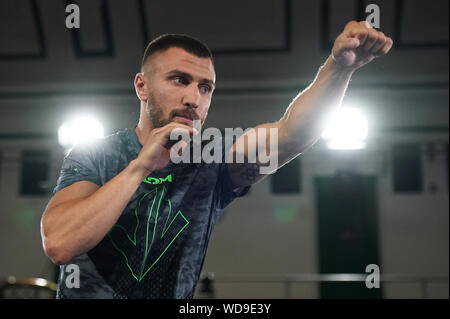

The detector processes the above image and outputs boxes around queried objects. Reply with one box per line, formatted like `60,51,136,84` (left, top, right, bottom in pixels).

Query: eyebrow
166,70,215,88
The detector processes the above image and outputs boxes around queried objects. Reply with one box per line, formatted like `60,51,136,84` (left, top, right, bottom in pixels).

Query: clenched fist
332,20,393,71
135,122,197,174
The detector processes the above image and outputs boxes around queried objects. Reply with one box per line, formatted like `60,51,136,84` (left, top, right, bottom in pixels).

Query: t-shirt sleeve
53,143,102,194
214,162,251,210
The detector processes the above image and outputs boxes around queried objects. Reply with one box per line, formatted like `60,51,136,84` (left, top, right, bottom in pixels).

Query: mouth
173,113,195,125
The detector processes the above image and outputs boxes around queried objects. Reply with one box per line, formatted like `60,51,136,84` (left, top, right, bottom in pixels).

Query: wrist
326,55,356,77
129,158,152,180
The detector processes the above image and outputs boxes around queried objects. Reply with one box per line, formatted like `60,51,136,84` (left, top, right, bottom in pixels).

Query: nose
182,84,200,109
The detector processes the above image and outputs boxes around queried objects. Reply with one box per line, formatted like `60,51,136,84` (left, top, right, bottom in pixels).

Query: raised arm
227,21,393,188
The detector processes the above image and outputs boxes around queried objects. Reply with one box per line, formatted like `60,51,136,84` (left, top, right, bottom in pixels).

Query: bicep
226,120,307,188
226,122,280,188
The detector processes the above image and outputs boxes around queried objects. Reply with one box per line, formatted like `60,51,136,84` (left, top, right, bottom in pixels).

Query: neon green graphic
73,167,78,172
108,185,189,282
143,173,173,185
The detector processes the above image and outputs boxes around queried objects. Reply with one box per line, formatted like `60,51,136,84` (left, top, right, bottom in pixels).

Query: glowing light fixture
322,107,368,150
58,115,104,149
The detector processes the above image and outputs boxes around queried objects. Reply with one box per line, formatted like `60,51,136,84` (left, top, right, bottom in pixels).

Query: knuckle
361,20,371,28
373,33,382,43
360,28,369,37
346,20,358,27
368,30,378,41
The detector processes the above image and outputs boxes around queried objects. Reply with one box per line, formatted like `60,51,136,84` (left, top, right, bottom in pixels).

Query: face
136,47,216,129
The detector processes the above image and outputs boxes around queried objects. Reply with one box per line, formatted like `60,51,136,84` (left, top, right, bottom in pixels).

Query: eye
199,84,212,94
172,76,189,85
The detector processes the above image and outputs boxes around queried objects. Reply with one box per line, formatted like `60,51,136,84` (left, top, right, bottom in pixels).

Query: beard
145,91,206,128
146,93,168,129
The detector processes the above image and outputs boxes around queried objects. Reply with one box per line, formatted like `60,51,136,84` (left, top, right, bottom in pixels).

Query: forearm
279,55,354,154
229,21,392,187
42,159,148,264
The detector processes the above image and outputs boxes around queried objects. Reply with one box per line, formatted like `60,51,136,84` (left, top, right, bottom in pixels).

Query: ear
134,73,148,101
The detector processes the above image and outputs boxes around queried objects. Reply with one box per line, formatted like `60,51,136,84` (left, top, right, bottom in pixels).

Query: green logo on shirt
143,174,173,185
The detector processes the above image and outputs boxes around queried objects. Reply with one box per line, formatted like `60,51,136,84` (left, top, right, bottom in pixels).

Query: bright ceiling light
321,107,368,150
58,115,104,149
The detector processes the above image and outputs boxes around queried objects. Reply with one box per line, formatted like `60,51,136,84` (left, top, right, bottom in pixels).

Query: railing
0,276,57,299
198,273,449,299
1,274,447,299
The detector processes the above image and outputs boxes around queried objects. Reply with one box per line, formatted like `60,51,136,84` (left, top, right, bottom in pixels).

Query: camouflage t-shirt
52,127,249,299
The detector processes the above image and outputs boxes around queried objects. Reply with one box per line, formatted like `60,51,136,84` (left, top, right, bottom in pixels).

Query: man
40,21,392,298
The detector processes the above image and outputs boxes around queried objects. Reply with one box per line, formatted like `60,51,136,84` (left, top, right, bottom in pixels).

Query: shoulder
65,128,131,162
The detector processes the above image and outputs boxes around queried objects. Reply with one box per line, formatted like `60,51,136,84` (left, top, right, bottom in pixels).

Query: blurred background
0,0,448,299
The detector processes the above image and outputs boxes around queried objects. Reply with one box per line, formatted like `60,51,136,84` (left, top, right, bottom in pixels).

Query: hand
135,123,197,174
331,20,393,72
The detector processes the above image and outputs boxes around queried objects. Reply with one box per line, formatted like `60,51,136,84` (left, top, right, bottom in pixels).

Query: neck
135,103,155,146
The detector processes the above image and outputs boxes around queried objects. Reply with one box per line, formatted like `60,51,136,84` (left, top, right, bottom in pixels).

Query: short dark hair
141,34,213,69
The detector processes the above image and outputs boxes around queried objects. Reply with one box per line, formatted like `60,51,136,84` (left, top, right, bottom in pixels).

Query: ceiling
0,0,448,93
